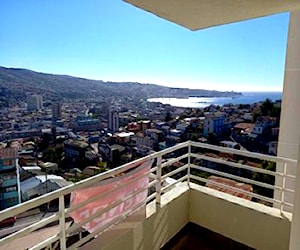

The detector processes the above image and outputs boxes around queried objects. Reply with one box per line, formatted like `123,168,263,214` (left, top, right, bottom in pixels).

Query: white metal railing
0,141,297,249
189,141,297,211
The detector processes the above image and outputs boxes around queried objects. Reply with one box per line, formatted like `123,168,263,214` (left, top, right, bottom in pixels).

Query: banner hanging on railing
70,159,152,233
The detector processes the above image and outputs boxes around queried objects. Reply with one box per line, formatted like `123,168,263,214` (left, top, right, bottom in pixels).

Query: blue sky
0,1,289,92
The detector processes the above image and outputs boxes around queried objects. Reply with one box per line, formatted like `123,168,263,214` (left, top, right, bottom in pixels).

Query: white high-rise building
52,102,62,121
27,95,43,111
108,108,119,132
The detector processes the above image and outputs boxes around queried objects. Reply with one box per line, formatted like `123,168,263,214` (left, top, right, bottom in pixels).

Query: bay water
148,92,282,108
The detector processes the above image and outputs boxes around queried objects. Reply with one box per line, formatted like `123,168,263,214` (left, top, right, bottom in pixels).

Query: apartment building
0,147,19,210
27,95,43,111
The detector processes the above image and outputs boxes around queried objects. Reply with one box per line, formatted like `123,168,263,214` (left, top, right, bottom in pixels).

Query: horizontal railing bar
146,193,156,203
149,179,158,189
192,173,293,209
190,164,289,193
149,179,158,188
161,153,189,169
286,174,296,179
29,234,60,250
155,141,189,156
161,176,188,193
282,201,294,208
190,141,297,165
149,173,156,179
283,188,296,194
161,165,188,180
0,213,59,246
189,174,281,206
150,166,158,173
190,153,293,178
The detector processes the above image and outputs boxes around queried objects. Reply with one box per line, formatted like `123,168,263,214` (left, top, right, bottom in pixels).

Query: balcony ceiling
124,0,300,30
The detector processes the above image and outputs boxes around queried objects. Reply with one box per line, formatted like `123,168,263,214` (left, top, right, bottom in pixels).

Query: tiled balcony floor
161,222,255,250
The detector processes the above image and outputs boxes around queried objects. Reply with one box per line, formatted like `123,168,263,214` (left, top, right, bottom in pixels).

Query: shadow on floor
161,222,255,250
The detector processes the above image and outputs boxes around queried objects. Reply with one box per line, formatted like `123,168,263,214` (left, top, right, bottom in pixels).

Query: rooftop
64,139,89,149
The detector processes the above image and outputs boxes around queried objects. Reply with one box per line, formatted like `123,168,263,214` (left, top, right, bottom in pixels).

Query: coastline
148,92,282,108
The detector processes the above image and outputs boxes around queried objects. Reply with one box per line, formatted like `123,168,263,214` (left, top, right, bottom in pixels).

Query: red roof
234,123,254,134
206,176,253,200
234,123,254,130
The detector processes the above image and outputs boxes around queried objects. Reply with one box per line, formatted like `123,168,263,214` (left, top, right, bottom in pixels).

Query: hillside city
0,87,281,215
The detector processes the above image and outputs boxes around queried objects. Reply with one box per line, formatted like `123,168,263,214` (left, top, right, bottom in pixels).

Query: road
0,211,55,238
0,221,72,250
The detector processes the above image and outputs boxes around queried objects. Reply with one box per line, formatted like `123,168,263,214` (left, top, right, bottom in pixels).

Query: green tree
96,161,108,173
252,111,262,123
261,98,274,116
189,133,199,142
43,144,64,166
270,106,281,119
238,104,250,109
253,98,281,122
252,160,275,198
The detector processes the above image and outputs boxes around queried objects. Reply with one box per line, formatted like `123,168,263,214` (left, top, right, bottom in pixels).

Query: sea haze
148,92,282,108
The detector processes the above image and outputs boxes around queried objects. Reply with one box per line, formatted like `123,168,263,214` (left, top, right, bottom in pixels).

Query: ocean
148,92,282,108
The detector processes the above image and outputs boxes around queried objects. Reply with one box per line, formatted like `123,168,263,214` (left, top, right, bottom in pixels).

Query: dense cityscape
0,68,282,232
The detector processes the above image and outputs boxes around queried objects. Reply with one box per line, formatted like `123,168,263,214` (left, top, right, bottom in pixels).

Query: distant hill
0,66,241,105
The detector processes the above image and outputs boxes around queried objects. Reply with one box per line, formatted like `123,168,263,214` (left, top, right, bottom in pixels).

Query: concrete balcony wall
93,183,291,250
189,183,291,250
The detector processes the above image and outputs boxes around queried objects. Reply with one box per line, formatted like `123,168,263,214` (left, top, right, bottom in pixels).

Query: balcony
0,165,16,172
0,141,297,250
1,178,17,188
2,191,18,200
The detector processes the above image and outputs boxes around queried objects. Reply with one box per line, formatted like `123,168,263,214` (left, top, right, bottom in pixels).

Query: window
5,186,17,192
2,174,15,180
2,159,14,166
6,197,18,203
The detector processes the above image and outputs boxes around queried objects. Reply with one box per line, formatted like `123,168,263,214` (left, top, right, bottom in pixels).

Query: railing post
155,155,162,209
187,141,191,187
59,195,67,250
